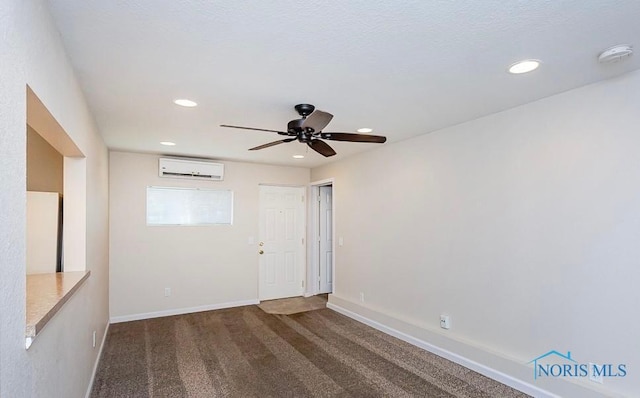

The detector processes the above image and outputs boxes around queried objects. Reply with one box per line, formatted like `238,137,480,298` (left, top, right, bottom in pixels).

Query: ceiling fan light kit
221,104,387,157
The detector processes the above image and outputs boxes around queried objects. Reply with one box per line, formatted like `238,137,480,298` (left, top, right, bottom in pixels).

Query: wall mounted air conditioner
158,157,224,181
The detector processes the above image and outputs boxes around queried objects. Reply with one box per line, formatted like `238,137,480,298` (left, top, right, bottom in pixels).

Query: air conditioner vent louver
159,157,224,181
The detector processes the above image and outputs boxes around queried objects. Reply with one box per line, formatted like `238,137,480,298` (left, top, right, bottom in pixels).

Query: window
146,186,233,225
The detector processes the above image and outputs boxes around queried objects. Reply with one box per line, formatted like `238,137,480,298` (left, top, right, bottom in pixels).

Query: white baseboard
109,299,259,323
85,321,110,398
327,299,612,398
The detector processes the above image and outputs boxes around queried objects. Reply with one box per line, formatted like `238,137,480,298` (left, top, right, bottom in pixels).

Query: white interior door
318,186,333,293
259,185,306,300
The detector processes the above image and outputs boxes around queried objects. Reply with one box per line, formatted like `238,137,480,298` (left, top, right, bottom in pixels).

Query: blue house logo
528,350,578,380
528,350,627,380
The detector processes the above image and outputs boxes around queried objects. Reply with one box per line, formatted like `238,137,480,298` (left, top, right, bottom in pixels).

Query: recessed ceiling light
293,155,305,159
173,99,197,107
508,59,540,74
357,128,373,133
160,141,176,146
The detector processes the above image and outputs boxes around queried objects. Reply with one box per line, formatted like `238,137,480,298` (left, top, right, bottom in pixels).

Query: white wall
312,70,640,397
109,151,309,320
0,1,109,397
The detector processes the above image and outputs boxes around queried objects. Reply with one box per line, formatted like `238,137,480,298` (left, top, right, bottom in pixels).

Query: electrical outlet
164,287,171,297
589,363,604,384
92,330,96,348
359,292,365,302
440,315,451,329
339,237,344,246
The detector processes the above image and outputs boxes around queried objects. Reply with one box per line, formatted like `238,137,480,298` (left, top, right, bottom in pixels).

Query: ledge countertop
26,271,90,344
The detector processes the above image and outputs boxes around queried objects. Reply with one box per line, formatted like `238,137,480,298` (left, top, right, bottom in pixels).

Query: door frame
258,184,307,301
307,178,336,297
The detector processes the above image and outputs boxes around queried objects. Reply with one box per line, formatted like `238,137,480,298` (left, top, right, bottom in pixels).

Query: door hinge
301,280,305,288
302,237,305,245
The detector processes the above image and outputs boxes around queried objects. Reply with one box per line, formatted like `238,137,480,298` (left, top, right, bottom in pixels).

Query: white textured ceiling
46,0,640,168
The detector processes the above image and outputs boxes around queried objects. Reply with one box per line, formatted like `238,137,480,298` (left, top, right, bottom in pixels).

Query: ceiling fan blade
220,124,286,134
249,138,296,151
307,139,337,157
320,132,387,143
301,110,333,132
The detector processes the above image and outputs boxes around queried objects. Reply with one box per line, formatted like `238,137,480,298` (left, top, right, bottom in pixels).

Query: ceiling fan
220,104,387,157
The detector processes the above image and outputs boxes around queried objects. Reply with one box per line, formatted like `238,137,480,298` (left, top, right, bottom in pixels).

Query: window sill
26,270,90,349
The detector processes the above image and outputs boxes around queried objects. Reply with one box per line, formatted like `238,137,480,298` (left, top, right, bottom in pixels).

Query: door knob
259,250,264,255
259,242,264,246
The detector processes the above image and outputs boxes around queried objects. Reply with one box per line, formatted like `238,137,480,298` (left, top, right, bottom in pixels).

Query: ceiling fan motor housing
287,118,305,133
287,119,315,142
287,119,304,135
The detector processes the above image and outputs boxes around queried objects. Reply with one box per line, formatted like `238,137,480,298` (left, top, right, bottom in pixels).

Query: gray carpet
91,306,530,397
